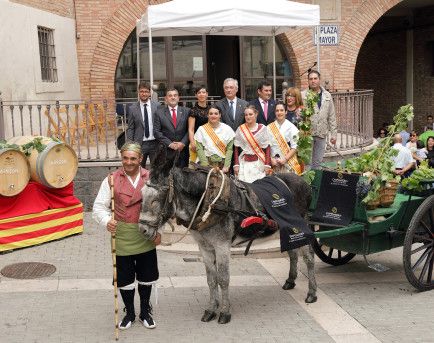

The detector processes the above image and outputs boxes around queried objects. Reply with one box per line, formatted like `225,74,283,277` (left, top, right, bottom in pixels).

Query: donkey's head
138,143,177,237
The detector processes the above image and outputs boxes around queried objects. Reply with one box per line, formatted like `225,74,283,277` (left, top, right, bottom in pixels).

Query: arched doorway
115,29,294,101
354,1,434,132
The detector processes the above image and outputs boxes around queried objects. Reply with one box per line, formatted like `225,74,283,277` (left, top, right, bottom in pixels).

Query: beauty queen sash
239,124,266,163
268,122,302,175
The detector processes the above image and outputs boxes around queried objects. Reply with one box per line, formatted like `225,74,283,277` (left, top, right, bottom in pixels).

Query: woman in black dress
284,87,303,127
188,85,211,164
426,136,434,168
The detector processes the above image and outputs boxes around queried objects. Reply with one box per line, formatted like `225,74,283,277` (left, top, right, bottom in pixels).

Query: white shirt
226,98,237,120
140,100,155,141
267,119,299,157
194,122,235,158
392,143,414,169
92,171,141,228
259,97,268,113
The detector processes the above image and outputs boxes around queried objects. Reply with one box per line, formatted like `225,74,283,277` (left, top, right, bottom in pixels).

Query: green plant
0,140,20,151
20,137,47,156
402,161,434,192
344,104,414,203
297,90,318,164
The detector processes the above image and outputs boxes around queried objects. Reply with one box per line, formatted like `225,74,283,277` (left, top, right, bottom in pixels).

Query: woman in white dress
194,105,235,173
267,102,301,174
234,105,271,183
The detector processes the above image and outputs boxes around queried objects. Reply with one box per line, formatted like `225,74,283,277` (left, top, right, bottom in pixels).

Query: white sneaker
139,312,156,329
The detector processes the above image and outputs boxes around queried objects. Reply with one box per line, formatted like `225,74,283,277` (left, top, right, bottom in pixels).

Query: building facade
1,0,433,132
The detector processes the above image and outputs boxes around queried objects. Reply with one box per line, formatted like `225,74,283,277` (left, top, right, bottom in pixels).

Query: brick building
1,0,434,132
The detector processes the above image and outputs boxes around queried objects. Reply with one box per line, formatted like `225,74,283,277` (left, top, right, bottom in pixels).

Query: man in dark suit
249,80,276,125
126,82,160,167
216,78,248,131
153,88,190,167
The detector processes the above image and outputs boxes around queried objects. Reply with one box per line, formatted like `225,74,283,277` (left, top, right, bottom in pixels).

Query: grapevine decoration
402,161,434,193
297,90,318,164
0,140,20,151
344,104,414,203
20,137,47,156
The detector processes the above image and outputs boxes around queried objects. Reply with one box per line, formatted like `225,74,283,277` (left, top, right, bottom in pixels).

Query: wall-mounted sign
193,57,203,71
314,25,340,46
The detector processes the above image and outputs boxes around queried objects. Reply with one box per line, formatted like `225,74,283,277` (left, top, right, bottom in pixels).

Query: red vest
112,168,149,223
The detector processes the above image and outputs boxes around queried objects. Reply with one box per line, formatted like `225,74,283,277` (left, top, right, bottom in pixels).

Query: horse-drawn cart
308,169,434,291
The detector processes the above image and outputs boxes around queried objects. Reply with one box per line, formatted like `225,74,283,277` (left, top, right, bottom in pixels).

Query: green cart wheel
403,194,434,291
311,238,356,266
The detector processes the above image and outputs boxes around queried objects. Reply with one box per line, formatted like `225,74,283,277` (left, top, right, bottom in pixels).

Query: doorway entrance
206,36,240,98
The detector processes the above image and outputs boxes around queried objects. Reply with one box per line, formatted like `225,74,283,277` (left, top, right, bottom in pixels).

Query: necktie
171,107,177,128
229,101,235,120
263,100,268,121
143,104,150,138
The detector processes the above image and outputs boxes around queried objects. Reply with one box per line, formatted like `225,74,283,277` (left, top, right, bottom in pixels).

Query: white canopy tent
136,0,320,98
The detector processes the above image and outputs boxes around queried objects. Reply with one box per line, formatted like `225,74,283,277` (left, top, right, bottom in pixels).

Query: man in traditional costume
93,143,161,330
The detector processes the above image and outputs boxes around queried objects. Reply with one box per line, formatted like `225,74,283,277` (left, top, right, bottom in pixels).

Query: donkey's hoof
218,312,231,324
282,280,296,290
201,310,217,322
305,295,318,303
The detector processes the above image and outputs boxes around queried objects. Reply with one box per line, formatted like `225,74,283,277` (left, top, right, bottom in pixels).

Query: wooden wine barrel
0,148,30,196
8,136,78,188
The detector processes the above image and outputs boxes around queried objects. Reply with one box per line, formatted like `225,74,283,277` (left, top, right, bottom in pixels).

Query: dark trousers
141,140,158,168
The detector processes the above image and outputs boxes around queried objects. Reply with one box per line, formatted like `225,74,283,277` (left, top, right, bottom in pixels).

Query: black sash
249,176,313,251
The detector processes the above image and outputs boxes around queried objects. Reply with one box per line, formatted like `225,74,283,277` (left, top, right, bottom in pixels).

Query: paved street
0,213,433,343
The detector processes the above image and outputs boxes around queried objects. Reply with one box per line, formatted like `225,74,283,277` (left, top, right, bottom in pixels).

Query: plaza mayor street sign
314,25,340,46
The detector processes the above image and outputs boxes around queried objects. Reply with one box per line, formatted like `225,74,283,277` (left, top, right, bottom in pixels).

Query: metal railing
0,91,373,161
331,89,374,151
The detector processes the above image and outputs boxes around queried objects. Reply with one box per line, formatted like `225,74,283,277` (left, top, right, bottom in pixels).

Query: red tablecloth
0,182,83,252
0,182,81,220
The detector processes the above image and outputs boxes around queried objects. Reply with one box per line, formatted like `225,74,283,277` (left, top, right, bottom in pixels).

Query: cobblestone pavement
0,213,433,343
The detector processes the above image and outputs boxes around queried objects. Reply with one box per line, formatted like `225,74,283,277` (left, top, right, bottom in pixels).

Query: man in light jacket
302,70,337,169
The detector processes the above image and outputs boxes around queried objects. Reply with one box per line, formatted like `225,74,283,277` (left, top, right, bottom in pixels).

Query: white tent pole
148,28,154,90
136,24,140,91
316,25,320,73
272,29,276,100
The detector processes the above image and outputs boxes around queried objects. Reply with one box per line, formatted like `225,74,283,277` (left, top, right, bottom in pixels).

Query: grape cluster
356,179,371,199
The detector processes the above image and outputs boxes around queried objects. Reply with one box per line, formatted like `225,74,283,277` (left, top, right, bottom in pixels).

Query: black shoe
139,312,157,329
119,289,136,330
118,308,135,330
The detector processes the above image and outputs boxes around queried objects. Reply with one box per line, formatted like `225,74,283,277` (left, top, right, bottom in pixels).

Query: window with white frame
37,26,58,82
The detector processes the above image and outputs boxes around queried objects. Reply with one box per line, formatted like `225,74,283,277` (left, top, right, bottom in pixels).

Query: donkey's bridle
141,171,175,229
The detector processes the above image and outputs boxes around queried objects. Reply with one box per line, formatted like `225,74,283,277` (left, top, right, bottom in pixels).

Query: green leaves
402,161,434,192
343,104,414,203
8,137,47,156
0,140,20,151
297,90,319,164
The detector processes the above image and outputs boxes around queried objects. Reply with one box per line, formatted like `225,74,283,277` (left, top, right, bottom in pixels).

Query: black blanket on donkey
249,176,314,251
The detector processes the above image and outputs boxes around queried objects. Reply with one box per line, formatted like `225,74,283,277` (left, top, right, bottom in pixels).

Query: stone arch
89,0,165,100
332,0,401,90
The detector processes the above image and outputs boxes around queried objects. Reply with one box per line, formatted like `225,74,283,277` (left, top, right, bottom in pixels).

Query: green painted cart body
308,170,434,291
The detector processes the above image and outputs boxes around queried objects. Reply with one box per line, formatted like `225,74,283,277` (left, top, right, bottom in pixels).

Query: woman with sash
234,105,271,183
194,105,235,173
268,102,302,175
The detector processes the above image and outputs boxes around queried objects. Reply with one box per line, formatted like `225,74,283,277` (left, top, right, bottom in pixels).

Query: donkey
139,149,317,324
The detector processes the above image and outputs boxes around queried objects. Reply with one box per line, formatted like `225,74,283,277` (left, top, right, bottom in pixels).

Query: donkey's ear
150,143,176,183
